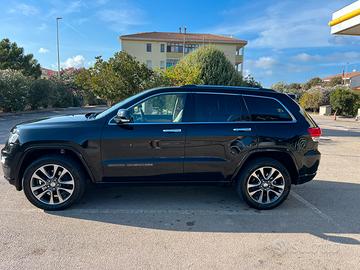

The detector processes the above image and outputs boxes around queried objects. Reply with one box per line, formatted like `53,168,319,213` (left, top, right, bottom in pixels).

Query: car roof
147,85,278,97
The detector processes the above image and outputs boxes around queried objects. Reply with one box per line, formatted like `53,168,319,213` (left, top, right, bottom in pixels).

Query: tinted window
244,96,292,121
129,94,186,123
190,94,247,122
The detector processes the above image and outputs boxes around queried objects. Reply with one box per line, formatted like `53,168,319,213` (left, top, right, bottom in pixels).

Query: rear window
243,96,293,122
190,93,248,122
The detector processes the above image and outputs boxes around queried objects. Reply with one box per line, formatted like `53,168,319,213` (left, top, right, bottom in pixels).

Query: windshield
95,89,153,119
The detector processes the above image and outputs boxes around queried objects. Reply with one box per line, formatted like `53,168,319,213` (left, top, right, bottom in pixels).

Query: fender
15,143,96,190
230,148,299,182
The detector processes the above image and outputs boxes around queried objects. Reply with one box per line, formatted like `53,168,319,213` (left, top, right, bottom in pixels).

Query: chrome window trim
108,91,297,126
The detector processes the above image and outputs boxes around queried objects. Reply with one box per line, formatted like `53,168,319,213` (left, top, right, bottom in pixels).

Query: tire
23,155,86,211
236,158,291,210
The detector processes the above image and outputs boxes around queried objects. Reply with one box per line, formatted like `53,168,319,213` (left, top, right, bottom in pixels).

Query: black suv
1,85,321,210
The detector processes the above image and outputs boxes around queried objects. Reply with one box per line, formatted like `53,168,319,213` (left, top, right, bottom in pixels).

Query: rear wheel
23,155,86,210
236,158,291,210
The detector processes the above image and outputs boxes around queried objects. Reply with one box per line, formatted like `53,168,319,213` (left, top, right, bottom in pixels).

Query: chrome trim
108,91,297,125
233,128,252,132
163,129,182,133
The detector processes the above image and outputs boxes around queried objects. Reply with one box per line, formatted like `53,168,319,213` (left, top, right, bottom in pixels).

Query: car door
101,93,187,182
183,93,257,182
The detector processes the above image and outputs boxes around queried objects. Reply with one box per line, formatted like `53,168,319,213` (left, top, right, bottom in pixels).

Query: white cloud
8,3,39,16
38,48,49,54
97,6,145,32
293,53,317,62
253,57,277,69
61,55,85,68
209,1,353,49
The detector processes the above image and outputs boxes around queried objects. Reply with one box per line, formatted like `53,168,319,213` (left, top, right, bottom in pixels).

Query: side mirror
114,109,132,124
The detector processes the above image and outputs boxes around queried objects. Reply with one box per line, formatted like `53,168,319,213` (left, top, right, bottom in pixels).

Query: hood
15,114,91,129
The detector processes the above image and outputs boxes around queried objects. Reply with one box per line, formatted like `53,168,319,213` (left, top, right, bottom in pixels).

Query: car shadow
46,180,360,245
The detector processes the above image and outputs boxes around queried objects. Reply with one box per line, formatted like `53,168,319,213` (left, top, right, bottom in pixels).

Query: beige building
120,31,247,74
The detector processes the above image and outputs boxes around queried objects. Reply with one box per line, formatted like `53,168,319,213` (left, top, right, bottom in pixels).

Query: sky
1,0,359,87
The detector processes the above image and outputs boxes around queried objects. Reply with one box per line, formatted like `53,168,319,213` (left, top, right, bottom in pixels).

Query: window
166,59,179,68
160,60,165,69
146,43,152,52
243,96,293,121
166,43,199,54
190,94,247,122
146,60,152,69
129,94,186,123
160,44,165,52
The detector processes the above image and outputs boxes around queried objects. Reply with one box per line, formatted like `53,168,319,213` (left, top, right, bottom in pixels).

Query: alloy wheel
246,166,285,205
30,164,75,205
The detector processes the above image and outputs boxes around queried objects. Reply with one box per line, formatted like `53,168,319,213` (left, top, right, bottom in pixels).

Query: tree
330,87,359,116
75,53,161,105
299,91,322,112
0,38,41,78
164,46,261,87
0,69,31,112
328,76,343,87
303,77,323,90
271,82,288,92
28,79,55,109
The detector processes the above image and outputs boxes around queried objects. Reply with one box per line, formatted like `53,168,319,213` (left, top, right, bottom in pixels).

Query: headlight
8,130,19,144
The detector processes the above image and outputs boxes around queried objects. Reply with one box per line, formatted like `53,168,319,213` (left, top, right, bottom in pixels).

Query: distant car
1,85,321,210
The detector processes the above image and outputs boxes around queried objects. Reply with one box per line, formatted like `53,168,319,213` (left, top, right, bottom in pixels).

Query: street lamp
56,17,62,78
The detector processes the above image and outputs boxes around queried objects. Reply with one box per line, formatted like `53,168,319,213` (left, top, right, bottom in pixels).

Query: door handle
163,129,182,133
233,128,252,132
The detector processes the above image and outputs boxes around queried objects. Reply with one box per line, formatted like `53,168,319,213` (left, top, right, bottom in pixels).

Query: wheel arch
232,149,299,184
15,145,95,191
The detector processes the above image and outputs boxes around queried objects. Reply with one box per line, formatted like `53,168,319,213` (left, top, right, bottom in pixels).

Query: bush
330,87,359,116
29,79,55,109
0,69,31,112
299,90,322,112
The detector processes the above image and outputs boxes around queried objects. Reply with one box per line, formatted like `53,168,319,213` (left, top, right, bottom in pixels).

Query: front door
183,93,257,181
101,93,187,182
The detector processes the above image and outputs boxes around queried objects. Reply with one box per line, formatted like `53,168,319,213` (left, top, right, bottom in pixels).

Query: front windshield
95,89,153,119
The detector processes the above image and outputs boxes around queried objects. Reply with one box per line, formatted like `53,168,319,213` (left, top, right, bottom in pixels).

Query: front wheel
23,155,86,211
236,158,291,210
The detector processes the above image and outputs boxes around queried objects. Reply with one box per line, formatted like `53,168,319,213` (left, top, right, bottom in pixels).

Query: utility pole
56,17,62,78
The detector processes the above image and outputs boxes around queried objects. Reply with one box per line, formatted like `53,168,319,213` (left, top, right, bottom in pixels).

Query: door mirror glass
114,109,132,124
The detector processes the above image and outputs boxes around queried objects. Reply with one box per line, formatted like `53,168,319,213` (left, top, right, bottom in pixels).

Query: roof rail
180,84,275,92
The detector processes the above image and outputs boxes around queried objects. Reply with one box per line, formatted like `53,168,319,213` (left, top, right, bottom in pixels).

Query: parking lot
0,109,359,269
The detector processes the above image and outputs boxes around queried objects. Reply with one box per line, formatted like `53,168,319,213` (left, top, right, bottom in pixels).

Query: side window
243,96,293,121
189,94,247,122
160,44,165,52
146,43,152,52
129,94,186,123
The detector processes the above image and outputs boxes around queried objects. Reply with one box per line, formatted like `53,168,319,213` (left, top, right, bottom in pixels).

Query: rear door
183,93,258,182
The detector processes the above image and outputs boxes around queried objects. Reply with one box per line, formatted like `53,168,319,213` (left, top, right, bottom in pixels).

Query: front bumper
1,144,22,190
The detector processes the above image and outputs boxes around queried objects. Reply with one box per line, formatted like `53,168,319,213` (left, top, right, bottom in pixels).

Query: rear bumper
295,149,321,185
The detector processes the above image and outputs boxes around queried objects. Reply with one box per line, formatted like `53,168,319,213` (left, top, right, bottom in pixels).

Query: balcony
235,54,243,64
166,52,183,59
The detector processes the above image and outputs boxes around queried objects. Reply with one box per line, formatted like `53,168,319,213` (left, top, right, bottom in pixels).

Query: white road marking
291,191,341,230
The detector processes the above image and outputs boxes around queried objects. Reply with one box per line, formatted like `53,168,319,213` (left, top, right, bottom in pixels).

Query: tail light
308,127,322,140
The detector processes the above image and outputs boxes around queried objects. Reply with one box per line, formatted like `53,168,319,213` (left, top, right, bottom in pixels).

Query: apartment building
119,30,247,74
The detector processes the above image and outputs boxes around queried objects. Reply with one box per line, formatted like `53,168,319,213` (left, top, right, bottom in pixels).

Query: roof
120,32,247,45
323,71,360,81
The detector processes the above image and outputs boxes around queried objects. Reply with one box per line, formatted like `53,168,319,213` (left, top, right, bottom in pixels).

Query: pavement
0,110,359,269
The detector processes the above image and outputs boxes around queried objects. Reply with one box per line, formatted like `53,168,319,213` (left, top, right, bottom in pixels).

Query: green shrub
299,90,322,112
330,87,359,116
0,69,31,112
29,79,55,109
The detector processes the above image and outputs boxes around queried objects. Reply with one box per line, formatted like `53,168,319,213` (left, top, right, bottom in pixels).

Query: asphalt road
0,110,359,269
